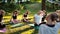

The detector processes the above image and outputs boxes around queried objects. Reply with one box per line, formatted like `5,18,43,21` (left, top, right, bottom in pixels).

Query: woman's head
43,10,46,12
46,13,58,24
25,10,30,14
37,10,44,15
0,10,5,15
13,10,18,14
43,10,47,14
50,13,58,21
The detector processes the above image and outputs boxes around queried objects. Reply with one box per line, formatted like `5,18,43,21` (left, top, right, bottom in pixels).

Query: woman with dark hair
10,10,20,24
22,10,31,23
38,13,60,34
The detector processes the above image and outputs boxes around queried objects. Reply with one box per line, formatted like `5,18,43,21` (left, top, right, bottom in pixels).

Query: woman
10,10,20,24
0,10,6,33
34,10,44,30
0,10,5,23
38,13,60,34
56,10,60,22
22,10,30,23
42,10,47,22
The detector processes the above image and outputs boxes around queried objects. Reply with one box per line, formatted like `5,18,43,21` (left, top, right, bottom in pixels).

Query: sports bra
0,14,3,22
12,15,17,19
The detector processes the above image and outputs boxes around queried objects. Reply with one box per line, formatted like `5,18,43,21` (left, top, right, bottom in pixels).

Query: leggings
0,23,6,30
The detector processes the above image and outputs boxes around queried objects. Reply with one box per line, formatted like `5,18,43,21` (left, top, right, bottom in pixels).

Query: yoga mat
11,23,24,28
0,28,6,33
28,24,34,26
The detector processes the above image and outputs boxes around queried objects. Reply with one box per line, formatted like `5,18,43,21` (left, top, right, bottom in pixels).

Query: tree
41,0,46,10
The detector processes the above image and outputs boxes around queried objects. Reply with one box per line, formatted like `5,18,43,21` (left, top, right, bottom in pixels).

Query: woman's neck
47,21,56,25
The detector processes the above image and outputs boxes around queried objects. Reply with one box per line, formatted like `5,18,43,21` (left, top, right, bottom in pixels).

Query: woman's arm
10,13,13,22
10,16,13,22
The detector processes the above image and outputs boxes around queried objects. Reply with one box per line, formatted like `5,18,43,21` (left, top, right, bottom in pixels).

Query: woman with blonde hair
34,10,44,30
41,10,47,24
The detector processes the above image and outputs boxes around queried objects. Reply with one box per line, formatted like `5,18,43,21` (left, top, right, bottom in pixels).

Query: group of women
0,10,30,33
0,9,60,34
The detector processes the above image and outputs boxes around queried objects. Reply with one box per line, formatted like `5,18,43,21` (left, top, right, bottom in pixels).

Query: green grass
3,15,35,34
2,15,60,34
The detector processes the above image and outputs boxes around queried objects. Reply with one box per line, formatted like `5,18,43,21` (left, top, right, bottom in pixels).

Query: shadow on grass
4,21,10,25
4,18,10,20
10,26,34,34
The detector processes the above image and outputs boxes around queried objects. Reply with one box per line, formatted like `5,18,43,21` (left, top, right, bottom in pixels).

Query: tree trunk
7,0,11,3
41,0,46,10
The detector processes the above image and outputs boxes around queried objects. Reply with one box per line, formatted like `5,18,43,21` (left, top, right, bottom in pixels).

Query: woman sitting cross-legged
10,10,21,24
0,10,6,33
22,10,31,23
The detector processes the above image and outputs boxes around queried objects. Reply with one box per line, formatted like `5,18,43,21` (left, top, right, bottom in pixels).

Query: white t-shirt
38,22,60,34
34,14,43,25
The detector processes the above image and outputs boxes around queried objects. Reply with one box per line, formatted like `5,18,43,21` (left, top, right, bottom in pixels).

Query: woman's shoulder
40,24,46,27
34,14,38,16
56,22,60,25
40,24,49,29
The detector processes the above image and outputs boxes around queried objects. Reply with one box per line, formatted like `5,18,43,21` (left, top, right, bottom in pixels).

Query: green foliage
0,3,20,12
30,0,41,2
0,0,2,1
46,1,60,11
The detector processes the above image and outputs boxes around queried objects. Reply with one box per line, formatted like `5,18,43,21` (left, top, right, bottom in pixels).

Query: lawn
2,15,60,34
3,15,35,34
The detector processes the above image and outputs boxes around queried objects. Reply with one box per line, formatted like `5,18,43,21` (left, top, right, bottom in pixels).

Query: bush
46,1,60,11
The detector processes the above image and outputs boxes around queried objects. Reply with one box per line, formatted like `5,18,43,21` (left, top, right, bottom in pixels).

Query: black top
0,14,6,30
42,15,46,21
0,14,3,22
57,21,60,22
46,24,55,27
0,23,6,30
12,15,17,19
